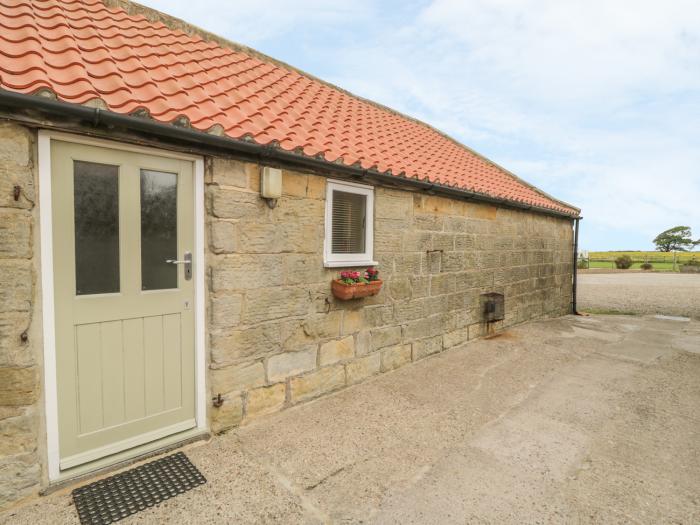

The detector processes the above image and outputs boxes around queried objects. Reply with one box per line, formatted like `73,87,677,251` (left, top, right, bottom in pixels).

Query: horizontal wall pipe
0,89,579,219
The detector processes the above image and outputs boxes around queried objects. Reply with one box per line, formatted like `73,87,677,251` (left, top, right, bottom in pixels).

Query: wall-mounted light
260,166,282,208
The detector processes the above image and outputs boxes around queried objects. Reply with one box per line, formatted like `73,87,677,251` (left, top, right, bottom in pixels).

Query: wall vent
480,292,505,322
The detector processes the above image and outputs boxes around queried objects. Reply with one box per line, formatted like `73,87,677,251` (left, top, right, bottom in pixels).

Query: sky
141,0,700,251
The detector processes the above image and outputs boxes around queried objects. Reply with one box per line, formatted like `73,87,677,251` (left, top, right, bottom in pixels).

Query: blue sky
141,0,700,251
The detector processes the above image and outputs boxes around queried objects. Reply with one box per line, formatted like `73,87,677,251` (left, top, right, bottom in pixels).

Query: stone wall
0,121,574,508
0,122,41,507
206,158,574,432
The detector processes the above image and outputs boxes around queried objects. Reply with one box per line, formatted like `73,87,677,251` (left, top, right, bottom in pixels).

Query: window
324,179,376,267
73,160,120,295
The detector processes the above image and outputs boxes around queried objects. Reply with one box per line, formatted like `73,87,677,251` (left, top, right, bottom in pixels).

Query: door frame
38,130,207,481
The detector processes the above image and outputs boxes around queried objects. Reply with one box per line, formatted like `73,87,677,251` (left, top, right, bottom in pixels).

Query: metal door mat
72,452,206,525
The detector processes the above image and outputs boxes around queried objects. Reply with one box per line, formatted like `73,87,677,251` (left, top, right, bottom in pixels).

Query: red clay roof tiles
0,0,578,215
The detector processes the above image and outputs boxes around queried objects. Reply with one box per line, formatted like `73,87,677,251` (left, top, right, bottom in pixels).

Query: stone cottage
0,0,580,509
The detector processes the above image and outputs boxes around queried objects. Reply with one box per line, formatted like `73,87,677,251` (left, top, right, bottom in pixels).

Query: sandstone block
380,344,412,372
403,315,443,341
209,157,251,188
0,452,40,509
455,234,475,251
319,336,355,366
0,261,31,313
210,361,265,394
0,166,34,209
243,286,310,324
0,210,31,259
0,367,37,406
238,222,283,253
370,326,401,350
346,353,381,384
443,216,467,233
211,188,266,219
375,229,402,253
281,222,319,253
388,278,411,301
394,299,426,323
394,253,421,274
0,411,36,456
209,220,237,254
211,255,284,291
282,170,308,197
412,336,442,361
443,327,469,348
410,276,429,298
432,232,454,251
290,365,345,403
468,203,498,220
0,313,33,367
211,393,244,433
342,310,363,335
430,273,455,296
425,251,442,274
210,323,281,366
363,305,393,328
412,214,443,231
0,123,31,167
306,175,325,199
376,194,412,219
283,254,327,285
418,195,453,215
210,293,243,329
354,330,371,356
403,231,432,252
266,347,317,382
300,312,341,340
245,383,286,419
442,252,466,273
272,197,324,221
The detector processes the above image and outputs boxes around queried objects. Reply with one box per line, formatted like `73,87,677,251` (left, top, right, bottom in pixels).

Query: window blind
331,190,366,254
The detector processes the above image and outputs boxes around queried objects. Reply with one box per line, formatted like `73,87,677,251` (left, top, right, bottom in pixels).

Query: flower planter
331,279,383,300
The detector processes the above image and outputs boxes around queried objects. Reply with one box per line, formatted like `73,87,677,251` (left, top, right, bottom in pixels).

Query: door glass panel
74,160,120,295
141,170,178,290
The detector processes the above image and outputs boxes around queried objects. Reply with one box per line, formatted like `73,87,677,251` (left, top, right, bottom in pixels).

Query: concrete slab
2,314,699,524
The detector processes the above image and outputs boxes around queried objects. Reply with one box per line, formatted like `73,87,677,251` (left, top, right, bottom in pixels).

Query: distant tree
653,226,695,252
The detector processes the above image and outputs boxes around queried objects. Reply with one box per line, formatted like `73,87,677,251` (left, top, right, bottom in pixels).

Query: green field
587,260,677,270
588,251,700,263
584,251,700,272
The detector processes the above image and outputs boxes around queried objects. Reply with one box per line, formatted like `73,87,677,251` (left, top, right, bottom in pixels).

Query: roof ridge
105,0,578,214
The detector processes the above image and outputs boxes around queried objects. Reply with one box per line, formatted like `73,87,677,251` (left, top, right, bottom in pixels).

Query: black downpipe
0,89,580,220
572,217,581,314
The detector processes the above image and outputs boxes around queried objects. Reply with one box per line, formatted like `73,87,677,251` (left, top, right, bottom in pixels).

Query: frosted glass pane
141,170,178,290
332,190,366,254
74,161,120,295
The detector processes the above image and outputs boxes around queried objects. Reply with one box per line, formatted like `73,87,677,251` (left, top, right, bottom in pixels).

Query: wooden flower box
331,279,383,300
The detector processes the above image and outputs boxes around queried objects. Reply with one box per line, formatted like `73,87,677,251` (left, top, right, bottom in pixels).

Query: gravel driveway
3,315,699,524
578,272,700,319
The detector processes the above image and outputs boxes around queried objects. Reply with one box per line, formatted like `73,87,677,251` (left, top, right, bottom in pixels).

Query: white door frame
38,130,207,481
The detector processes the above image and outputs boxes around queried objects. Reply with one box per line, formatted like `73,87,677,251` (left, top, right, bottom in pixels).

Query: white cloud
139,0,700,249
139,0,374,46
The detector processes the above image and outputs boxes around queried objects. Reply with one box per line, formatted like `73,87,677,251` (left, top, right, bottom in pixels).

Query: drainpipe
572,217,581,314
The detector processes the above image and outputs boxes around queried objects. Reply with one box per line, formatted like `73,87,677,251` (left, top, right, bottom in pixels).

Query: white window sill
324,260,379,269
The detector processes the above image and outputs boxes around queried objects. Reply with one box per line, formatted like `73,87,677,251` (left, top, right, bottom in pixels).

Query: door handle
166,251,192,280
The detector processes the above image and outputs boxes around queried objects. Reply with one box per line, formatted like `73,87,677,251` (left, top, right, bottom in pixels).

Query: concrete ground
3,315,699,524
578,272,700,319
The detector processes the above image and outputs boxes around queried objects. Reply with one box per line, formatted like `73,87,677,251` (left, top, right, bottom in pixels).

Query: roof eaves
104,0,579,216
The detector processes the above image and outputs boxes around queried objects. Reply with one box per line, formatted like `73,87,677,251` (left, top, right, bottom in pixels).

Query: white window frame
324,179,377,268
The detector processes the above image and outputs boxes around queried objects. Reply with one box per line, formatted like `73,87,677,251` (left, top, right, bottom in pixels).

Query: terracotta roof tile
0,0,578,215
